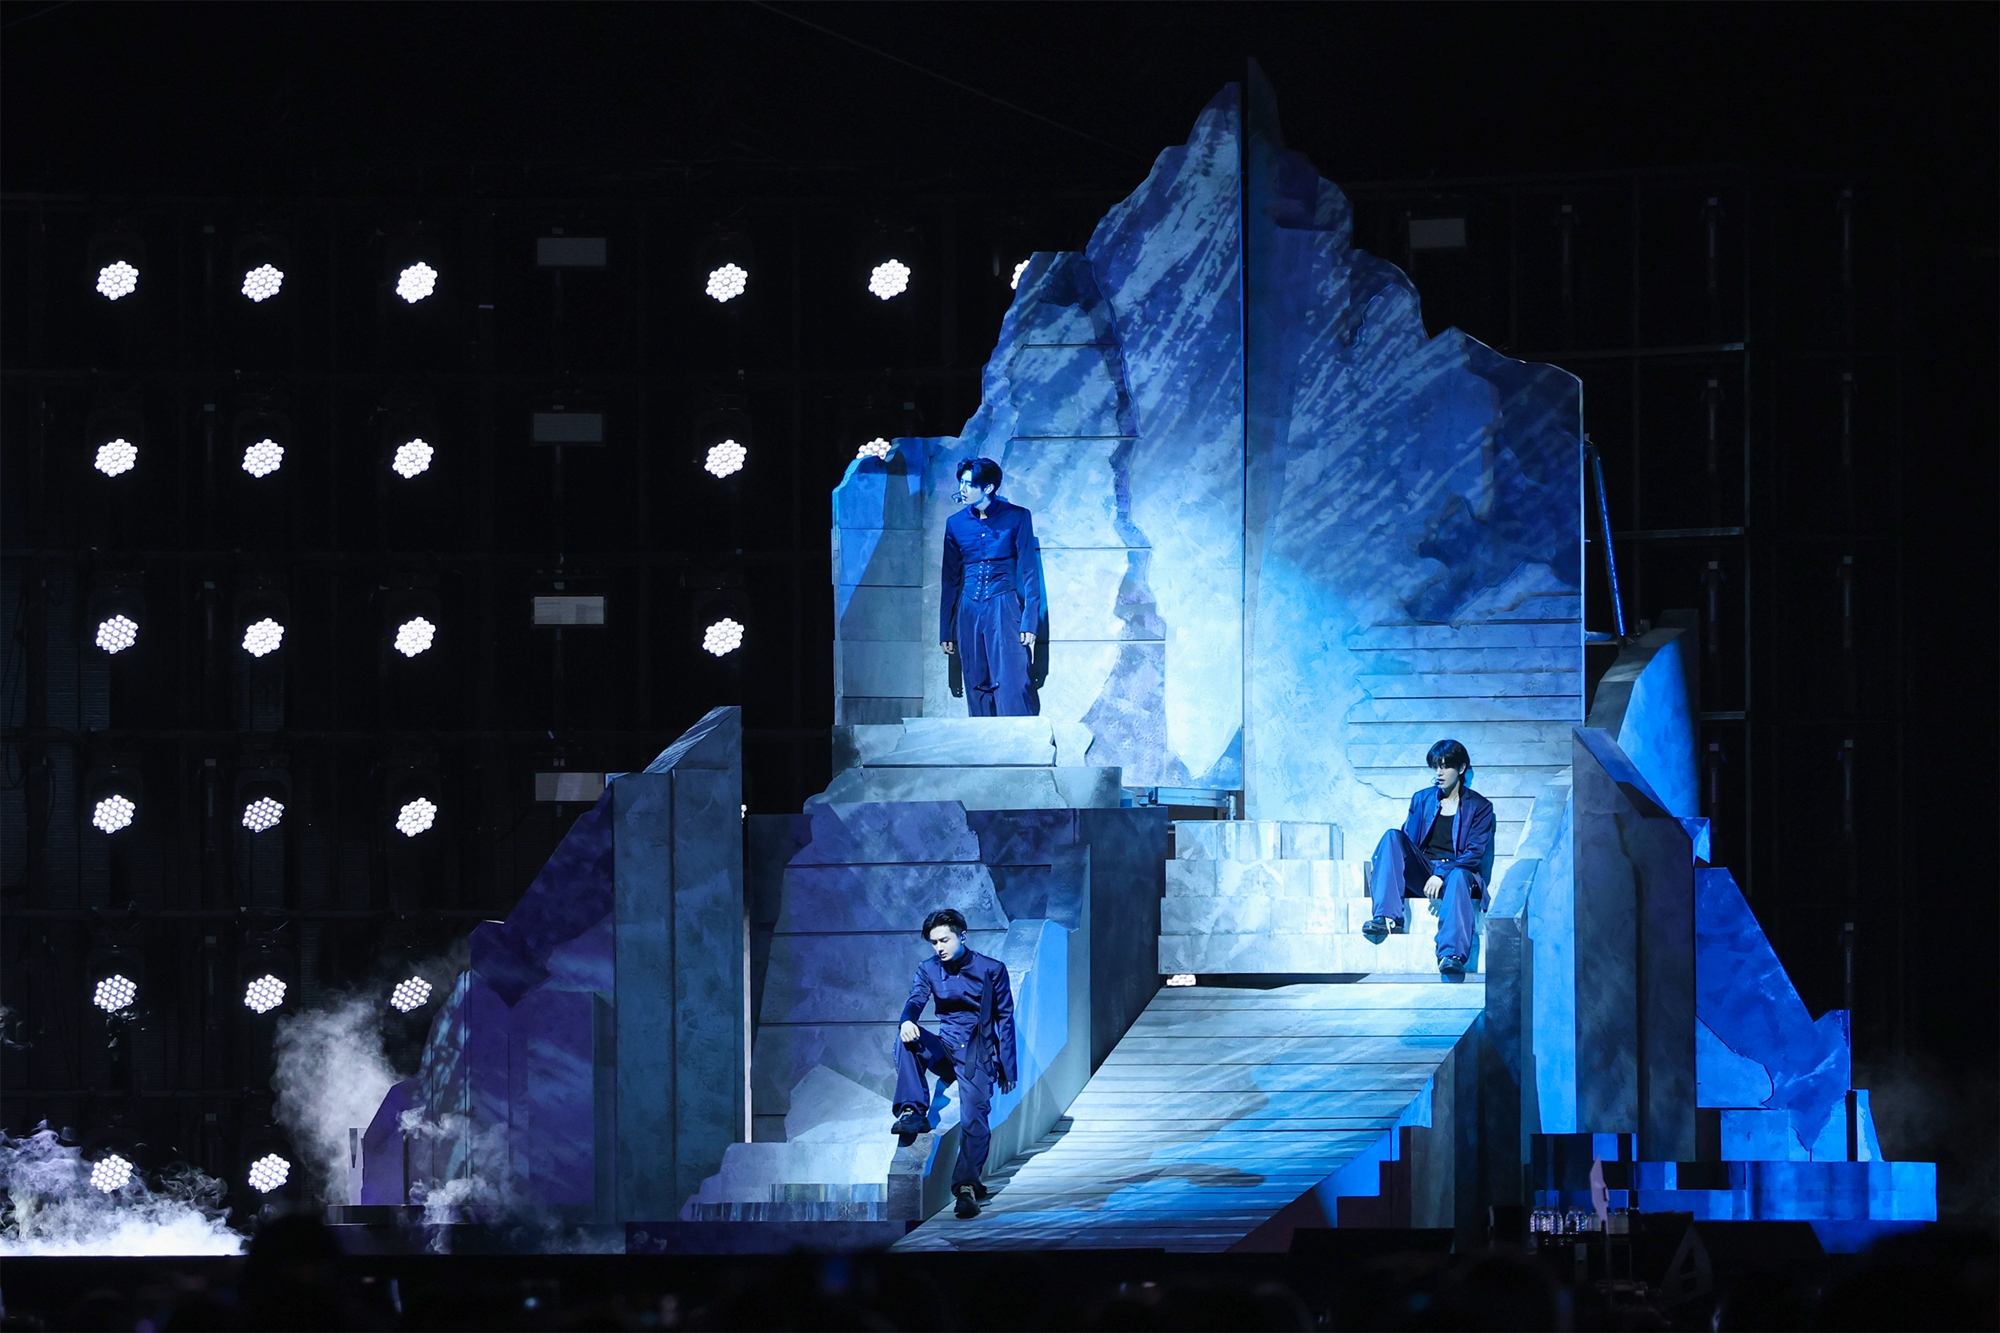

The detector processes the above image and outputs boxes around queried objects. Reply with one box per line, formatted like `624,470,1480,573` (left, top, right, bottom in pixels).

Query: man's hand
940,641,956,656
899,1021,920,1044
1423,875,1445,899
998,1080,1015,1096
1019,631,1036,648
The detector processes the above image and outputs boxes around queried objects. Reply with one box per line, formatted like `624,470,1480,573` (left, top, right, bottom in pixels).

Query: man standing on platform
940,457,1043,717
1362,739,1495,976
890,908,1018,1219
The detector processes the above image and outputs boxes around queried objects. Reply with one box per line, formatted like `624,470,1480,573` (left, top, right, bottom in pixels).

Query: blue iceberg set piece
353,66,1930,1250
356,707,745,1225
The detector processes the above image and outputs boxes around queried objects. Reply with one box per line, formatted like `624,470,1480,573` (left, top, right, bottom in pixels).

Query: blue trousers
1370,829,1481,961
956,594,1036,717
894,1026,992,1188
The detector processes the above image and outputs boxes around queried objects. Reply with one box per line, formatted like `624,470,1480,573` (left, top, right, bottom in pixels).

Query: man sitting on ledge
1362,739,1494,976
890,908,1017,1219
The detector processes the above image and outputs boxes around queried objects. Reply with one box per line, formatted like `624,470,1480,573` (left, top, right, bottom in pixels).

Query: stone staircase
1159,819,1484,976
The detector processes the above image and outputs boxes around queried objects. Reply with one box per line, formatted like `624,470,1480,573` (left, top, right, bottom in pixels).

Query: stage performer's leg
949,1054,994,1189
958,596,999,717
894,1027,955,1115
1435,868,1480,962
1369,829,1429,925
989,595,1036,717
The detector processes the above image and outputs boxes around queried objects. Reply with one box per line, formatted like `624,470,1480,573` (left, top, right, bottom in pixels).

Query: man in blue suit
891,908,1018,1218
1362,739,1495,975
940,457,1043,717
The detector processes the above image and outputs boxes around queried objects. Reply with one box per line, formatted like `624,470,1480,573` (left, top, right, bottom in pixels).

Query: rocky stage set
339,69,1933,1254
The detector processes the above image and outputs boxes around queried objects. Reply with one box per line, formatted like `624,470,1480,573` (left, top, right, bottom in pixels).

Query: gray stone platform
1158,820,1485,976
810,717,1121,810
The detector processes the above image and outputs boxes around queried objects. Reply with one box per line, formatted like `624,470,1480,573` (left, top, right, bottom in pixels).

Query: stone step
1172,821,1342,862
1164,894,1482,936
1166,859,1369,898
1160,930,1485,976
685,1200,895,1222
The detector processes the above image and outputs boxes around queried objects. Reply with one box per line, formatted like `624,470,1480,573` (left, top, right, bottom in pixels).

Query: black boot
891,1107,929,1137
954,1184,981,1219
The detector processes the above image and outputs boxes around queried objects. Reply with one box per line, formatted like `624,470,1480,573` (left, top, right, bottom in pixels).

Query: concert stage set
333,71,1934,1262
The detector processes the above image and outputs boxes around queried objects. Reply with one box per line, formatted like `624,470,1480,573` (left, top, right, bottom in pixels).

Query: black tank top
1423,811,1455,860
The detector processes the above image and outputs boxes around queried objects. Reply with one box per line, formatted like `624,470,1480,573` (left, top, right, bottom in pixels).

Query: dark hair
921,908,968,939
1427,738,1471,772
956,457,1002,491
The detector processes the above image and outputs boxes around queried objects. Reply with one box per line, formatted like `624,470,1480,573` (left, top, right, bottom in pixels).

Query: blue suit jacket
939,498,1044,643
1402,784,1497,891
900,948,1018,1086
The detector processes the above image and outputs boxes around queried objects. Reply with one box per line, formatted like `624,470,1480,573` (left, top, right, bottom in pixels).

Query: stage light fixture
1166,973,1197,987
95,260,140,302
93,438,139,477
93,974,138,1013
241,796,285,832
391,438,433,479
395,261,438,304
95,614,138,654
867,259,911,300
243,974,287,1014
704,439,747,478
395,797,437,837
705,262,748,303
241,618,285,657
246,1153,290,1193
389,977,433,1013
393,617,435,658
856,438,892,461
241,263,285,303
1010,259,1029,290
89,1154,135,1193
702,617,744,657
91,794,136,834
241,439,284,478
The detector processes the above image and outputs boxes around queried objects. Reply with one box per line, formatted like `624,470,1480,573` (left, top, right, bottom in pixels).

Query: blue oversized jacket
939,498,1044,643
900,947,1018,1086
1401,783,1497,891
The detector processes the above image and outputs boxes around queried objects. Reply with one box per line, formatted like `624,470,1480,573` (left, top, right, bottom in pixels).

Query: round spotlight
855,438,892,461
96,261,140,302
94,438,139,477
246,1153,291,1193
395,261,438,304
704,439,747,478
1010,259,1030,290
391,438,434,479
92,795,136,834
241,264,285,303
389,976,433,1013
243,974,287,1014
393,617,435,658
95,614,139,654
241,439,284,478
93,974,138,1013
89,1154,135,1193
867,259,911,301
395,797,437,838
702,617,744,657
241,618,285,658
705,262,748,303
241,796,285,832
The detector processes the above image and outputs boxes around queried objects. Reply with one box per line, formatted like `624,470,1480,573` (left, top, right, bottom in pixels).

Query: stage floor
895,979,1483,1251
